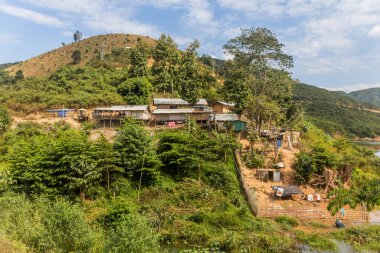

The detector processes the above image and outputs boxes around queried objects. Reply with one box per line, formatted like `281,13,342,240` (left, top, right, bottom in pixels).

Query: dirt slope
6,33,156,77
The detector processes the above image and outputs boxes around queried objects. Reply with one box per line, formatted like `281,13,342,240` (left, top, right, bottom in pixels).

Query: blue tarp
46,109,75,118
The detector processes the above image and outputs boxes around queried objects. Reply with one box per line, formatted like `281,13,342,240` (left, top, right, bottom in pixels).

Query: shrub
274,216,299,227
105,214,160,253
0,106,10,134
117,77,152,104
0,193,98,253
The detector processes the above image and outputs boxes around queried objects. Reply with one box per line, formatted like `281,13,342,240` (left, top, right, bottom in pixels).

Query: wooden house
212,101,235,114
153,98,208,109
153,108,212,124
92,105,150,127
208,114,247,132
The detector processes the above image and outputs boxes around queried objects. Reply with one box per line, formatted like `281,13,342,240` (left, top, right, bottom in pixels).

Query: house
153,98,208,109
153,108,212,124
208,114,247,132
212,101,235,114
92,105,150,127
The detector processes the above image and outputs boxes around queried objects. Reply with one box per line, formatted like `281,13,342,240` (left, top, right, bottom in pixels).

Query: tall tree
117,77,152,105
129,41,150,78
178,40,207,104
114,118,161,185
327,179,380,215
152,34,180,94
73,30,82,42
223,27,295,133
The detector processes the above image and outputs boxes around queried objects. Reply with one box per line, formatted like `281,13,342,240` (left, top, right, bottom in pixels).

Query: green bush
0,193,98,253
117,77,153,104
105,213,160,253
0,106,10,134
274,216,299,227
295,230,337,252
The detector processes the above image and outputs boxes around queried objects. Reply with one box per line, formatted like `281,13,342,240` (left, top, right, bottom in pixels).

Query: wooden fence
257,205,368,223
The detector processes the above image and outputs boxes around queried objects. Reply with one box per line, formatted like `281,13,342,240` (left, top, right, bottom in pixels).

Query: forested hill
294,83,380,138
349,88,380,107
5,34,156,77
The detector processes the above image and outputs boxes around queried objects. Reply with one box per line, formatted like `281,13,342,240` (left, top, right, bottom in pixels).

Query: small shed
256,168,282,182
153,98,208,109
272,186,304,199
208,114,247,132
213,101,235,114
92,105,150,127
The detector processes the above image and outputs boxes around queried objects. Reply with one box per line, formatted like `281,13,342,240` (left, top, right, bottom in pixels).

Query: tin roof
209,114,239,121
217,101,235,107
152,108,195,114
272,186,304,196
153,98,208,106
94,105,148,111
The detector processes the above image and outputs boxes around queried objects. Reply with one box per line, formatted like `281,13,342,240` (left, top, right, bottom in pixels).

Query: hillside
294,83,380,138
349,87,380,107
5,34,156,77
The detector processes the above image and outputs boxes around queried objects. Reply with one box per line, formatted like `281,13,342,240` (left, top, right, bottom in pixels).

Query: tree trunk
107,169,110,192
80,186,85,202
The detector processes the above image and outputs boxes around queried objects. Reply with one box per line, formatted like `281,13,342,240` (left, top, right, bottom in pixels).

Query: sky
1,0,380,92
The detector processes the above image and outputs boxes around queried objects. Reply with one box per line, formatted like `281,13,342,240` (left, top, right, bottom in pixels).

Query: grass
332,225,380,252
275,216,299,228
295,230,337,252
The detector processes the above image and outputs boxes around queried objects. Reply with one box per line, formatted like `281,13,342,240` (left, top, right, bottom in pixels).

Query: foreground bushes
0,193,98,253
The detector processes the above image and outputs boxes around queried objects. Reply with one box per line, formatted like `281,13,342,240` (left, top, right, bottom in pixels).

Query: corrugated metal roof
152,108,195,114
153,98,208,106
217,101,235,107
209,114,239,121
272,186,304,195
94,105,148,111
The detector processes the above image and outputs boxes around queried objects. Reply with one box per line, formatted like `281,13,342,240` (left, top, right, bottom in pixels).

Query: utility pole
99,43,106,60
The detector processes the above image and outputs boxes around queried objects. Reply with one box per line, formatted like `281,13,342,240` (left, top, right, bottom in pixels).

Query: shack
272,186,304,199
153,98,208,109
92,105,150,127
256,168,282,182
45,108,75,118
208,114,247,132
212,101,235,114
153,108,211,124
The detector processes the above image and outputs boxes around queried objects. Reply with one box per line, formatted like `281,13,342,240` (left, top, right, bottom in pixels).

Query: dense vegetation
0,66,125,112
0,120,299,252
293,83,380,138
349,87,380,107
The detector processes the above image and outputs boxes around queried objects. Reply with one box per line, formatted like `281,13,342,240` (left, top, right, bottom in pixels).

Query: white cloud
368,25,380,38
62,31,73,37
222,27,241,39
325,83,380,92
0,33,20,44
21,0,159,37
0,2,65,27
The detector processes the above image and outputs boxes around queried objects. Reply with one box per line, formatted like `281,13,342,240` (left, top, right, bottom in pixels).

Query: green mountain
349,87,380,107
293,83,380,138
